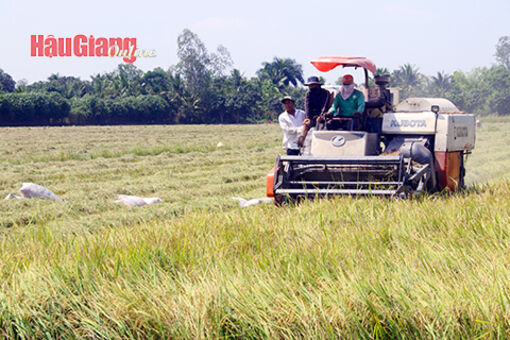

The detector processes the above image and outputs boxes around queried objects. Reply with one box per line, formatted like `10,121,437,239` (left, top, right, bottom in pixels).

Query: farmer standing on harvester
278,96,306,155
298,76,332,148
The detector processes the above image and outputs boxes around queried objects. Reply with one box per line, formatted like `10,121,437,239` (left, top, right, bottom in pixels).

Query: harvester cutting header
267,56,476,201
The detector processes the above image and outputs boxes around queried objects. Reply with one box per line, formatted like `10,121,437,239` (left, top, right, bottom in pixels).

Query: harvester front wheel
397,186,412,200
274,195,284,206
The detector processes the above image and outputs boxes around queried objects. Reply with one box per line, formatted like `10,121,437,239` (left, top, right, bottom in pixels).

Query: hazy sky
1,0,509,84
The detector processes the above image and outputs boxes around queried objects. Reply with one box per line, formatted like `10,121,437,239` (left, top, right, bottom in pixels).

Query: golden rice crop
0,117,509,338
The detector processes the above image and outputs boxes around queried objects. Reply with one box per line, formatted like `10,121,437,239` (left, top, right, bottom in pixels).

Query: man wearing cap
298,76,332,147
325,74,365,130
278,96,306,155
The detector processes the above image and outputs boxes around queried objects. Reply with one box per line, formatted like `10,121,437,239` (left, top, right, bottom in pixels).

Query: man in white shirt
278,96,306,155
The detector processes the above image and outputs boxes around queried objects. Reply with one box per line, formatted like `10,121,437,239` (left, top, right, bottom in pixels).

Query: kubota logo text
390,119,427,128
30,35,156,63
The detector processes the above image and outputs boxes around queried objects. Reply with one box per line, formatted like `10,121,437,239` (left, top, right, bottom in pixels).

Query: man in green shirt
325,74,365,130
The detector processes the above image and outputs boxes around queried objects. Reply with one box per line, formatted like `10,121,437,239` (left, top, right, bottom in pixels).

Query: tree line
1,31,509,126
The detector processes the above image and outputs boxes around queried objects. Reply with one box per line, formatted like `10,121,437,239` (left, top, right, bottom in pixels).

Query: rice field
0,124,280,232
0,116,509,338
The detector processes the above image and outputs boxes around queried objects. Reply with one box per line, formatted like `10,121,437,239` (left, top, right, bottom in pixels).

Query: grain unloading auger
266,57,476,201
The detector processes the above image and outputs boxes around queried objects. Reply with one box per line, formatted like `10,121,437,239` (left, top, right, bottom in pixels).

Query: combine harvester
267,56,476,201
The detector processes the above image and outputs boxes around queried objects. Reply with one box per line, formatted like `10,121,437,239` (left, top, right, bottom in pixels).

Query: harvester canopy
310,56,377,73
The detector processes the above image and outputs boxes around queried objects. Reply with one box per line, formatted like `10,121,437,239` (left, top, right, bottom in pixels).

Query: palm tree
91,74,106,98
392,64,423,98
375,67,390,76
430,71,452,97
163,72,201,123
256,57,304,90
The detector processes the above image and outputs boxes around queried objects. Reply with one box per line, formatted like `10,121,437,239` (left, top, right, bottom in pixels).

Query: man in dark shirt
298,76,332,147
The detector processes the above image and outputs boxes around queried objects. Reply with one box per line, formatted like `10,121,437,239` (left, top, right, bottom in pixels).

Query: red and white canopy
311,56,377,74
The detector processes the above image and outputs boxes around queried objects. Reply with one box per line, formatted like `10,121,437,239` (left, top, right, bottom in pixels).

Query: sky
0,0,509,85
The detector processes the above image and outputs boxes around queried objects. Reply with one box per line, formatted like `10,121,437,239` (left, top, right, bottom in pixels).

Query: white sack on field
115,194,163,207
19,183,63,202
232,197,273,207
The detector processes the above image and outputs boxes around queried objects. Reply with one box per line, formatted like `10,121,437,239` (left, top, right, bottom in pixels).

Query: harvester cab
267,56,476,201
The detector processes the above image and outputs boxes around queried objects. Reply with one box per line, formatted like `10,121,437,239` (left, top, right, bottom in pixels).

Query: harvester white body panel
382,112,437,135
382,98,476,152
396,98,460,113
310,131,379,157
435,114,476,151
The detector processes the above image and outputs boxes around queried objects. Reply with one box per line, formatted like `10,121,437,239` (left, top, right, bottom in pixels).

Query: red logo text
30,35,156,63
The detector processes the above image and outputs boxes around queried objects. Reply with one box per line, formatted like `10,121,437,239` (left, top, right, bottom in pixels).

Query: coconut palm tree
392,64,423,98
430,71,452,97
375,67,390,76
256,57,304,90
